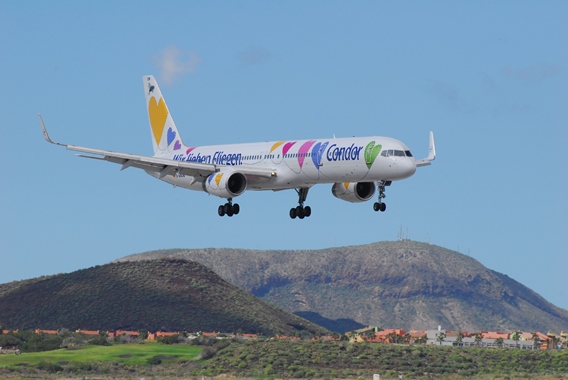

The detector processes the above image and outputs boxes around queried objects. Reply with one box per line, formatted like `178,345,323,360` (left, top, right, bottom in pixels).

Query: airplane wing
39,115,276,180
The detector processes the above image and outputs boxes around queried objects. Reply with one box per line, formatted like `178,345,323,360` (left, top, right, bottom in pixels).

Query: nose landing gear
290,188,311,219
373,180,390,212
218,198,240,217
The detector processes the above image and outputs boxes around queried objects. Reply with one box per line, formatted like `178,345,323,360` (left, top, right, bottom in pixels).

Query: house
482,331,509,340
114,330,140,338
354,329,406,343
75,329,101,336
241,333,259,339
35,329,59,335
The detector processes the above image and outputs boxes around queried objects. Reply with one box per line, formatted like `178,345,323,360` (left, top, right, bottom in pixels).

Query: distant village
2,326,567,351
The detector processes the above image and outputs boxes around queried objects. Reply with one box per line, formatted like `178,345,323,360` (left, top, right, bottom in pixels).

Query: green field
0,343,202,367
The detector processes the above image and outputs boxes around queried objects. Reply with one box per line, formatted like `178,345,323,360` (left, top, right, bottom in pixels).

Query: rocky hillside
117,241,568,332
0,259,328,336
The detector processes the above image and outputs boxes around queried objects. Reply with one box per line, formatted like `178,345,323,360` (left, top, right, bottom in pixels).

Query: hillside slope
117,241,568,332
0,259,328,336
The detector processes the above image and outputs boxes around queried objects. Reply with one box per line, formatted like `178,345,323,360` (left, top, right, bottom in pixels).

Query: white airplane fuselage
156,136,417,191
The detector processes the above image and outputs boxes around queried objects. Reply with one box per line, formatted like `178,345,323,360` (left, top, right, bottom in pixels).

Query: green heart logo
364,141,382,169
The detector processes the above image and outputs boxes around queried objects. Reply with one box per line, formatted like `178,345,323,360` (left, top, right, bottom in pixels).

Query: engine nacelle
332,182,375,203
202,170,247,199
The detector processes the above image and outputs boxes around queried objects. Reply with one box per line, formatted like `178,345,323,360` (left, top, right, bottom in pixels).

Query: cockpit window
380,149,408,157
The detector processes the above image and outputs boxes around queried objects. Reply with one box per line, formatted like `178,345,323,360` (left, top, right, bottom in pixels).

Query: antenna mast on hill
398,225,410,241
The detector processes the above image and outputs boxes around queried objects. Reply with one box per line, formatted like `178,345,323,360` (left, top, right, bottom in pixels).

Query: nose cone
397,158,416,179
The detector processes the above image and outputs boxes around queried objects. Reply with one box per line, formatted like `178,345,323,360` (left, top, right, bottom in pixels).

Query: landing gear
290,188,311,219
373,180,390,213
218,199,240,217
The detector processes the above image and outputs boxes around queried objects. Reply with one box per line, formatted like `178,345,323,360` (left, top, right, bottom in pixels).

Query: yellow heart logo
148,96,168,145
215,173,224,186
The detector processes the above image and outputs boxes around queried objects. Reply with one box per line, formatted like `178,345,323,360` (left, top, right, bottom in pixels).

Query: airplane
39,75,435,219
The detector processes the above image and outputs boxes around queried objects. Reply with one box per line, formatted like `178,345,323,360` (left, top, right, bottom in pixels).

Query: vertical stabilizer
144,75,187,157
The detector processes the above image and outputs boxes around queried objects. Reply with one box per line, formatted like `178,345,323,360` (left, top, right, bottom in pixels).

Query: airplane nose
397,158,416,179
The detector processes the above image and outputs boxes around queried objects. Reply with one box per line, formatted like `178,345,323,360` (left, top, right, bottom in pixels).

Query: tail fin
144,75,188,157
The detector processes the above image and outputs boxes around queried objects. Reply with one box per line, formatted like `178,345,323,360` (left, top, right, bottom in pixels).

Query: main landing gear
290,188,311,219
218,198,240,217
373,180,391,212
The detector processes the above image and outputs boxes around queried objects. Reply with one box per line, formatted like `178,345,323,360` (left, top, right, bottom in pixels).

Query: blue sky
2,2,567,313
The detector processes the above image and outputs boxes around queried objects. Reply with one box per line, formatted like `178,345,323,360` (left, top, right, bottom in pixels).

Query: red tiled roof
482,332,509,339
35,329,58,335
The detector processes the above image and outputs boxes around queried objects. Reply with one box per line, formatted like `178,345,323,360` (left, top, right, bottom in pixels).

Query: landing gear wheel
223,203,231,215
290,188,311,219
373,181,390,214
289,208,297,219
219,199,240,217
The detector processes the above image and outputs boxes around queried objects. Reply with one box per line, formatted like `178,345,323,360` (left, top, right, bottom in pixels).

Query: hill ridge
0,258,328,336
117,240,568,332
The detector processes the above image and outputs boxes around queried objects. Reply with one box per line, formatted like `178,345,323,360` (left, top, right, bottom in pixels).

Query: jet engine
331,182,375,203
202,170,247,198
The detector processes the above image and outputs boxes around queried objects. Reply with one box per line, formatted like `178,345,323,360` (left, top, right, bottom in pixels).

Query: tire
218,205,225,216
373,202,380,212
233,203,240,215
304,206,311,217
289,208,297,219
223,203,231,214
380,203,386,212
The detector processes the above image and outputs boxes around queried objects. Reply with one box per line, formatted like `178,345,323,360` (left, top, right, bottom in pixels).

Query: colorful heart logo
174,140,181,150
148,97,168,145
282,142,296,156
311,141,329,170
298,140,316,168
364,141,382,169
215,173,223,186
270,141,285,153
167,128,176,146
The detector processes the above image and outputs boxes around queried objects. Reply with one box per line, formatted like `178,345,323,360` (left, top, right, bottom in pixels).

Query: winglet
416,131,436,167
38,114,66,147
427,131,436,161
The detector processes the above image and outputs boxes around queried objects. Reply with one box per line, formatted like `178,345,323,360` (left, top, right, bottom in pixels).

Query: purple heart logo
174,140,181,150
167,128,176,146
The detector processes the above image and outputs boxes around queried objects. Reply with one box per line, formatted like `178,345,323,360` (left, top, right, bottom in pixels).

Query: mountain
117,241,568,332
0,259,328,336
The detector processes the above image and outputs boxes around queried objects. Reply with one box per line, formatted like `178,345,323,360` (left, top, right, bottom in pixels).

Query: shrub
146,357,162,365
36,361,63,373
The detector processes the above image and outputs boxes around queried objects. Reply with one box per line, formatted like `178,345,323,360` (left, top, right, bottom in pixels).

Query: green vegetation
1,338,566,378
0,343,201,367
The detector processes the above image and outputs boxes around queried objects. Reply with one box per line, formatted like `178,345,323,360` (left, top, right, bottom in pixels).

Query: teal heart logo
364,141,382,169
